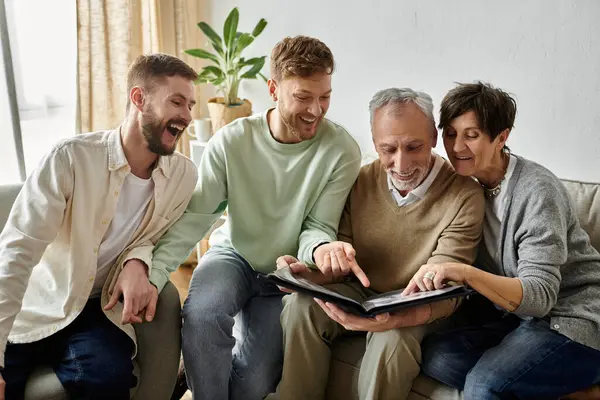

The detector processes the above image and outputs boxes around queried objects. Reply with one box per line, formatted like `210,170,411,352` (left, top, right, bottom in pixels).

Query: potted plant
184,7,268,134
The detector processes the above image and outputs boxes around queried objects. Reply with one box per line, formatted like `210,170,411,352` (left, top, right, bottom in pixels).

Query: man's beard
279,102,323,142
281,111,302,141
141,105,185,156
389,155,433,193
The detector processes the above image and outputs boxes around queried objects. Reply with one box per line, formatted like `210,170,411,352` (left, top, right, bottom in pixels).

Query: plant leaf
211,41,225,57
234,33,254,58
209,76,225,86
203,66,225,80
223,8,239,52
238,56,266,71
197,22,222,46
240,57,266,79
252,19,268,37
196,67,220,84
197,69,215,79
258,72,269,82
241,56,265,65
184,49,220,64
197,22,224,56
196,66,226,86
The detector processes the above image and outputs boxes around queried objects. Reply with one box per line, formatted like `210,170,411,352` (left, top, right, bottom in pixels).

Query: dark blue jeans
3,297,136,400
422,308,600,400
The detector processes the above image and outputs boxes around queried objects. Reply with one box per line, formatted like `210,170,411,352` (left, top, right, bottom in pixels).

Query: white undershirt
483,154,517,266
91,173,154,297
387,153,444,207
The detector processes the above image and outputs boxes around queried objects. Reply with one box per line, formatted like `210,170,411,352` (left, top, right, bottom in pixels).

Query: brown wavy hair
270,36,335,80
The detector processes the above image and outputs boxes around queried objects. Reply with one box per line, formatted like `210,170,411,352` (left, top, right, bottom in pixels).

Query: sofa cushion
23,366,68,400
327,335,462,400
0,184,22,230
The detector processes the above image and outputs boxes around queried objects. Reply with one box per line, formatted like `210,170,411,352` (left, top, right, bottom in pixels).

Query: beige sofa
0,184,182,400
326,178,600,400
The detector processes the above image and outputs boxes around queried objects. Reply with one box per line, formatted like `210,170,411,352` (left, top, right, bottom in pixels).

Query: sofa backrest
561,179,600,252
0,184,22,230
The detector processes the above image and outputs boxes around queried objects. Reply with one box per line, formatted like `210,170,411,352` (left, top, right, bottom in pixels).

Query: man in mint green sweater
151,36,361,400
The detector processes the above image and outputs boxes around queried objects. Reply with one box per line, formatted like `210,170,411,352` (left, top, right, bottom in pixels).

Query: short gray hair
369,88,436,133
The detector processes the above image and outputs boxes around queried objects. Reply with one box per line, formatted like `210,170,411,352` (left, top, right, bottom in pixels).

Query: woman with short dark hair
404,81,600,399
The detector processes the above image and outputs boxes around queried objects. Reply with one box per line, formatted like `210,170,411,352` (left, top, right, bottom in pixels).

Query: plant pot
206,97,252,134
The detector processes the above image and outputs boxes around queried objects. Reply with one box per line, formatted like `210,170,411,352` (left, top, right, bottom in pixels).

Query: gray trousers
182,247,285,400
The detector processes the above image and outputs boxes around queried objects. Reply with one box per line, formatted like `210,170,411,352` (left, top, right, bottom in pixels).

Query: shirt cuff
149,264,170,293
122,247,153,274
310,240,330,264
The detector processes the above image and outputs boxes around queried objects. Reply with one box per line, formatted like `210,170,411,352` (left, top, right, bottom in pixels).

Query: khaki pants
266,283,427,400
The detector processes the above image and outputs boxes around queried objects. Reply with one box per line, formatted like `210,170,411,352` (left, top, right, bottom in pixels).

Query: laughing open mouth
166,122,186,137
300,116,317,124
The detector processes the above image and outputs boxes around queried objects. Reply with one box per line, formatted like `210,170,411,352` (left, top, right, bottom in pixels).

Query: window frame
0,0,26,182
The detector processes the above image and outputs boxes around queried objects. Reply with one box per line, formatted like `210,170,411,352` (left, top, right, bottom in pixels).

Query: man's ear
130,86,145,112
267,79,278,102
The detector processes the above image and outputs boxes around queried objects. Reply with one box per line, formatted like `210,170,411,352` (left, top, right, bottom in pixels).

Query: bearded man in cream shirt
0,53,198,400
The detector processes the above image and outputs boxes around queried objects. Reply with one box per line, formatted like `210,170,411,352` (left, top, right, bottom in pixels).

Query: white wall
195,0,600,182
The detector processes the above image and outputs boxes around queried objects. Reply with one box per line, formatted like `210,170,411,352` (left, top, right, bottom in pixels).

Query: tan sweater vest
338,158,485,295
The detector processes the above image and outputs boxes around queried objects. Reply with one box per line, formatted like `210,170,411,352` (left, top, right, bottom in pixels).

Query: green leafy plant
184,7,268,106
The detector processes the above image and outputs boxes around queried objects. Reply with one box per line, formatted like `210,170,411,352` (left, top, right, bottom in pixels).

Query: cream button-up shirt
0,129,197,366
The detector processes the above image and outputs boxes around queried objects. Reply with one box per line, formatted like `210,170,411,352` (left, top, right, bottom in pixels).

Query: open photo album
263,266,475,317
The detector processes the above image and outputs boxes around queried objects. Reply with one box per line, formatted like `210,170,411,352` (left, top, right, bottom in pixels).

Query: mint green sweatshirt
150,109,361,291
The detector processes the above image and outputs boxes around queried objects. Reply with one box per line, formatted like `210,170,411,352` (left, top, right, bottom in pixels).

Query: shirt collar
106,127,172,178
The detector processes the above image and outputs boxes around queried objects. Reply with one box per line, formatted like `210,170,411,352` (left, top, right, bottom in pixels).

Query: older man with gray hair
267,88,485,400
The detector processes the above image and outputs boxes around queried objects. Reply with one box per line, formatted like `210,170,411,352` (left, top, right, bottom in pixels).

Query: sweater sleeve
427,186,485,265
423,184,484,322
513,178,569,318
297,152,361,266
150,134,227,289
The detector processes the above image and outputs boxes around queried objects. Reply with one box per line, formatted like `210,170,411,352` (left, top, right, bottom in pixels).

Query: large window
0,0,76,185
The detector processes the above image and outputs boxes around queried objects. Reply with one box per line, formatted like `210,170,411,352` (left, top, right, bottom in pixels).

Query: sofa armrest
132,281,182,400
